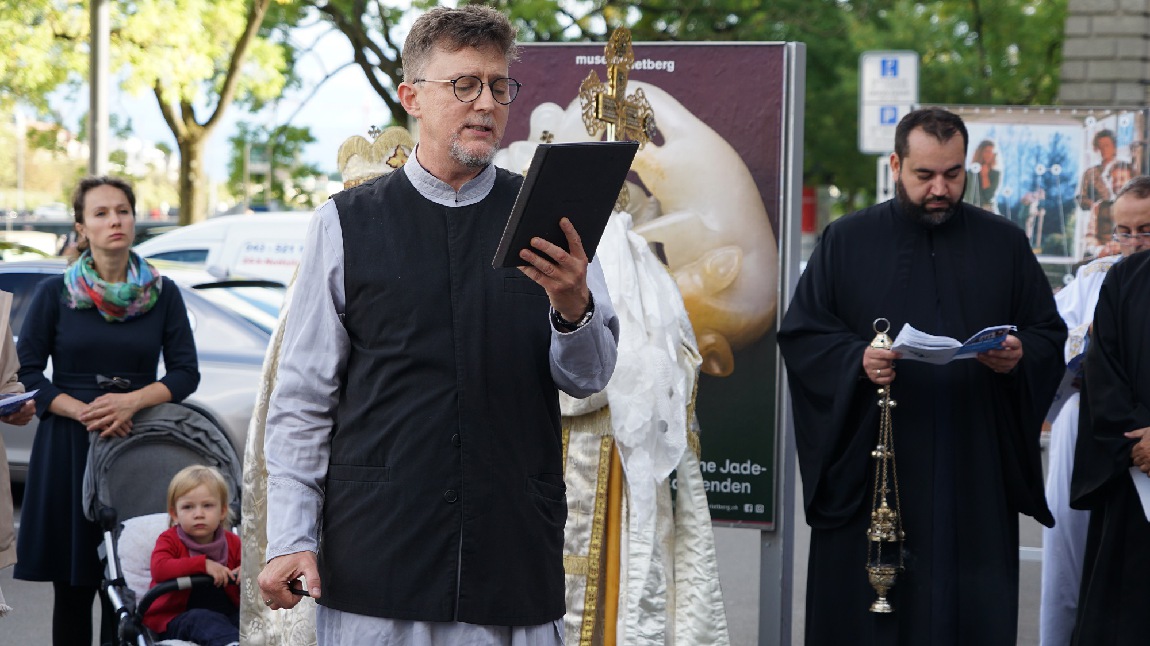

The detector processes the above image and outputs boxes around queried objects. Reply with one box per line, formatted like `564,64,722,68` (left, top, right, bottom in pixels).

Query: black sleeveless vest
319,168,566,625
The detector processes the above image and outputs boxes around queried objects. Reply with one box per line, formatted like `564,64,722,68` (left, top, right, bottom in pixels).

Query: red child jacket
141,525,242,634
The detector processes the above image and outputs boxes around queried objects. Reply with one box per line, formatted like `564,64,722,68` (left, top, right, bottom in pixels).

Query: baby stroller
82,403,242,646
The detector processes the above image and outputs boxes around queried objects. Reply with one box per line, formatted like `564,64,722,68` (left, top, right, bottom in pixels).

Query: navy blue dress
13,274,199,586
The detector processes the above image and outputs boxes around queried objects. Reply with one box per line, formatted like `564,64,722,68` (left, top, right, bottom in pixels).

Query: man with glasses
1052,176,1150,645
257,6,620,645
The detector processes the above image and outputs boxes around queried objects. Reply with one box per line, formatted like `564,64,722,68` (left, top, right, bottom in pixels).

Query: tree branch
153,81,186,141
204,0,274,133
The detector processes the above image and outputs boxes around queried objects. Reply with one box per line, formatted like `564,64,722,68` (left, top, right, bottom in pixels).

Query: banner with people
942,106,1149,286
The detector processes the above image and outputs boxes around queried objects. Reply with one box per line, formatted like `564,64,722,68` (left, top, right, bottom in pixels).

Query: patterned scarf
176,525,230,566
64,251,162,323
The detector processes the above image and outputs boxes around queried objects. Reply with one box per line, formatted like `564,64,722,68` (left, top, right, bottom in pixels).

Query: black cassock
1069,250,1150,646
778,200,1065,645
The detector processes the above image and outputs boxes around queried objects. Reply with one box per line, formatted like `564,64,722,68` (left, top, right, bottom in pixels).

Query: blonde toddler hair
166,464,232,529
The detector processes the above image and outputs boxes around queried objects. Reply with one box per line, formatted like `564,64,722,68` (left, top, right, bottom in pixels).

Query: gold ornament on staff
577,26,656,212
865,317,906,614
577,27,656,145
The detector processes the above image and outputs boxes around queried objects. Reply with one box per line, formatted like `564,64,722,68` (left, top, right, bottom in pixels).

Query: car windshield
192,283,284,333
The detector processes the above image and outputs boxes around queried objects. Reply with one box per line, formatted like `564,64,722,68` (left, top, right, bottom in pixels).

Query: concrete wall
1059,0,1150,105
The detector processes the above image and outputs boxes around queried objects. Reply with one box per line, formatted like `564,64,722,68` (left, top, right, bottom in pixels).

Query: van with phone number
133,211,312,285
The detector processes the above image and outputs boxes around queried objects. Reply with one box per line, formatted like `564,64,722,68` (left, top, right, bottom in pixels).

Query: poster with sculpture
502,42,796,525
945,106,1149,287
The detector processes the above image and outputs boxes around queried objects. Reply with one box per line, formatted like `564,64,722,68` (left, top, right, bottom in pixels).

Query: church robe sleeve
1070,263,1150,510
988,237,1066,528
777,226,877,529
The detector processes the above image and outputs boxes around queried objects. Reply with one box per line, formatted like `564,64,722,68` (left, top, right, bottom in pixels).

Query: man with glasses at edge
1045,176,1150,646
257,6,620,645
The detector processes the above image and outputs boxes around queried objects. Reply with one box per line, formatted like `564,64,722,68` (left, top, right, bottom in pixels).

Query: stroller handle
99,506,119,532
135,574,216,620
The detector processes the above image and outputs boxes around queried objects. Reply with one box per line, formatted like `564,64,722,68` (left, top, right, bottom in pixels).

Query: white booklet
0,389,37,416
1130,467,1150,522
891,323,1016,365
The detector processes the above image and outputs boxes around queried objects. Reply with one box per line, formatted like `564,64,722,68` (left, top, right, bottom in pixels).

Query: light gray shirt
264,154,618,635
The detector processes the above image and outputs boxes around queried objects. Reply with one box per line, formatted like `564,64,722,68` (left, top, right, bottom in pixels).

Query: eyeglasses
413,76,521,105
1111,231,1150,242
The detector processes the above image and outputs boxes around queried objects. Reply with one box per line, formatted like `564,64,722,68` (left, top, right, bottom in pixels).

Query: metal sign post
877,156,895,203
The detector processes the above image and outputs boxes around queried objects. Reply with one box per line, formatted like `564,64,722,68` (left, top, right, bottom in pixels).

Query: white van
134,211,312,285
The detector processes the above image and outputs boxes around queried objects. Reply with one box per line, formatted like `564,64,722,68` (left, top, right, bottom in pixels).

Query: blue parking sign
881,58,899,77
880,106,898,125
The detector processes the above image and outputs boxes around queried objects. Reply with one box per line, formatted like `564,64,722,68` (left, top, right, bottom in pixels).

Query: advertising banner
942,106,1150,286
505,42,796,526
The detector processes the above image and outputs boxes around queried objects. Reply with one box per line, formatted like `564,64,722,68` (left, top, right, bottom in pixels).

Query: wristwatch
552,294,595,332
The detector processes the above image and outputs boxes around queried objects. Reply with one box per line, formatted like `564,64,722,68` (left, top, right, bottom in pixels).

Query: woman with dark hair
12,176,200,645
966,138,1002,213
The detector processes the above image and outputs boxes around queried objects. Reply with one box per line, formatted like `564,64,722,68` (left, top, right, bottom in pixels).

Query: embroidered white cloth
559,211,730,645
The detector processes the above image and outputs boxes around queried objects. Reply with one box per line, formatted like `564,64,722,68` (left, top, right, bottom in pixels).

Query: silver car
0,258,283,483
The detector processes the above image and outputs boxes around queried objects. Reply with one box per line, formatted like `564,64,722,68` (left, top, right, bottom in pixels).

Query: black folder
492,141,640,268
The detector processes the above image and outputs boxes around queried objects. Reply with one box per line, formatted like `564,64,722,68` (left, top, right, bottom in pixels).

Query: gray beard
896,178,960,227
450,138,497,168
450,118,500,168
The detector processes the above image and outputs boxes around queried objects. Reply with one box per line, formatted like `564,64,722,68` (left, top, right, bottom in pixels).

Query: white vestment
1039,254,1120,646
559,212,730,645
239,276,319,646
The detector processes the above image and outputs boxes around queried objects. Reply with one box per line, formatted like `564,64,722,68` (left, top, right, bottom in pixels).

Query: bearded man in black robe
1068,177,1150,646
778,108,1066,645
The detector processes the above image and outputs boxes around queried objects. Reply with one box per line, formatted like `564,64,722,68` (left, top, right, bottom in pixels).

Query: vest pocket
328,463,391,483
525,473,567,542
503,275,547,297
525,473,566,501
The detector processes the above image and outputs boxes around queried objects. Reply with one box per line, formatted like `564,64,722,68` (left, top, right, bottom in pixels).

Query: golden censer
865,318,906,613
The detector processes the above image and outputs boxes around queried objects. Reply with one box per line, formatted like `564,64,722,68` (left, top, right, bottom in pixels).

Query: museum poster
943,106,1150,287
503,42,793,526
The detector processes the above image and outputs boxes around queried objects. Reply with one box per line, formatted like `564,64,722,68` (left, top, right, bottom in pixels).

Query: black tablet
492,140,639,268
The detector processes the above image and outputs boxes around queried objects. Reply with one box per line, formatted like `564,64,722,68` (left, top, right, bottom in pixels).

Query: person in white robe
1039,253,1118,646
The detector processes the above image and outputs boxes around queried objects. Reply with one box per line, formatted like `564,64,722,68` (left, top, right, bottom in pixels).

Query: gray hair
402,6,518,83
1114,174,1150,201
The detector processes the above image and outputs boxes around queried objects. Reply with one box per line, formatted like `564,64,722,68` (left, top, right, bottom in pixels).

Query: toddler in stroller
141,465,241,645
82,402,241,646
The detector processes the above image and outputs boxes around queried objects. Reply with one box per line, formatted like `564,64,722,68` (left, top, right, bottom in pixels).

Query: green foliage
310,0,1066,204
305,0,409,126
0,1,88,111
114,0,290,108
0,0,305,223
75,111,134,143
850,0,1066,106
1,0,1068,215
226,121,322,209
